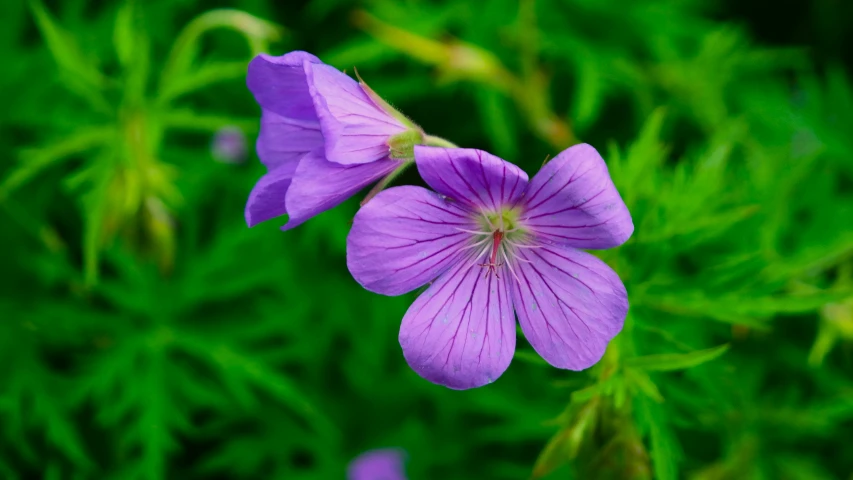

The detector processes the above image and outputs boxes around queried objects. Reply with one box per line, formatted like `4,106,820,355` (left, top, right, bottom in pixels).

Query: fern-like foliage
1,0,851,479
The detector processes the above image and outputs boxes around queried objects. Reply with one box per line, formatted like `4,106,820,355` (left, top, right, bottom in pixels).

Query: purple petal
244,163,296,227
247,52,324,169
414,146,529,213
520,144,632,249
347,448,407,480
307,63,407,165
247,52,321,119
348,186,478,296
283,150,400,230
399,257,516,390
256,110,324,169
510,245,627,370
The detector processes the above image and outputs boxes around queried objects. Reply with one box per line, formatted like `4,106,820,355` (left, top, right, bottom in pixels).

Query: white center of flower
457,208,533,280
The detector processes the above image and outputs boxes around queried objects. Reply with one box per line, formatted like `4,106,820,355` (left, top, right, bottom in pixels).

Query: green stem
158,9,282,100
423,135,459,148
355,12,577,150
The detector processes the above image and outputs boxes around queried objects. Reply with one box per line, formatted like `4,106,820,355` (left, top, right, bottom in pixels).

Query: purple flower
211,126,248,164
347,448,408,480
347,144,633,389
244,51,418,230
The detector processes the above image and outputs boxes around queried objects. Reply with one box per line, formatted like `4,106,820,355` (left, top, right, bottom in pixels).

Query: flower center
481,208,521,233
465,207,531,279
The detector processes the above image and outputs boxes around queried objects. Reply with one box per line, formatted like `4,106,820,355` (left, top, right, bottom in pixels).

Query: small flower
347,144,633,389
211,126,248,164
244,51,422,230
347,448,408,480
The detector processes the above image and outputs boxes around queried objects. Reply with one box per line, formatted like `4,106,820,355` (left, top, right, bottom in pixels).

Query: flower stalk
352,9,577,150
423,135,458,149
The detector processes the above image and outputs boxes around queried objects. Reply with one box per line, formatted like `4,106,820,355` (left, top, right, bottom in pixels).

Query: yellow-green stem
423,135,459,149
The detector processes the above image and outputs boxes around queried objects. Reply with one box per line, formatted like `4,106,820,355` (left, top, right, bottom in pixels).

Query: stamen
467,242,494,269
455,227,493,236
500,248,523,284
460,236,492,251
478,260,503,278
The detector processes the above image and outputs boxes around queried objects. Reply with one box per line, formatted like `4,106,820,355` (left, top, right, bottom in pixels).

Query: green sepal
387,129,424,161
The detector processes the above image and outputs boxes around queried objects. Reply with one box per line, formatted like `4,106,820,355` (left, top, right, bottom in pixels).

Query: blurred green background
2,0,853,478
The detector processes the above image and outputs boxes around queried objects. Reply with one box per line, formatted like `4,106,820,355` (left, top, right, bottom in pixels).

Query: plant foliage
1,0,851,478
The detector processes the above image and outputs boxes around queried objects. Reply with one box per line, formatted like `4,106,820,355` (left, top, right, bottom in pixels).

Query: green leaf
156,61,248,105
762,233,853,282
636,395,679,480
772,457,837,480
32,383,93,469
624,367,665,402
112,0,150,102
29,0,105,86
0,338,93,471
0,127,114,200
570,49,606,131
113,1,136,68
474,88,519,159
79,158,114,287
642,288,853,327
807,322,838,367
305,0,353,21
175,334,337,440
569,374,622,404
28,0,111,110
159,9,283,92
158,108,257,133
608,107,669,207
74,334,187,480
321,38,397,67
531,399,599,479
0,459,19,480
626,344,730,372
637,205,760,244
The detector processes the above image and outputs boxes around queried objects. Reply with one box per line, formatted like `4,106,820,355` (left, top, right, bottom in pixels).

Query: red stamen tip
479,230,505,278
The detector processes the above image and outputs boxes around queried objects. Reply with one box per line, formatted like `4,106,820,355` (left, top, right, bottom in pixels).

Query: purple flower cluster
246,51,633,390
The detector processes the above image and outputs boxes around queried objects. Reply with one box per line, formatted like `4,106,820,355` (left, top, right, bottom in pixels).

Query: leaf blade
626,344,730,372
